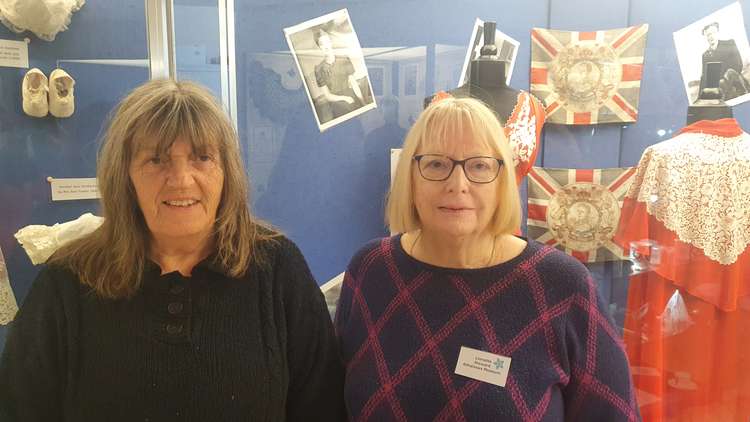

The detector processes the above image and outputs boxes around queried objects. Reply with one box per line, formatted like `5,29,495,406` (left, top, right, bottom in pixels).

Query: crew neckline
391,233,536,274
144,252,225,279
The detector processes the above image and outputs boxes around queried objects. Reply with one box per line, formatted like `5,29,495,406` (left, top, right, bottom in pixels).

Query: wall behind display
0,1,149,351
235,0,750,322
3,0,750,354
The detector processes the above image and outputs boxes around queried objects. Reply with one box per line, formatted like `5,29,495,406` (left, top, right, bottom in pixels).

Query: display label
0,39,29,68
454,346,511,387
49,177,101,201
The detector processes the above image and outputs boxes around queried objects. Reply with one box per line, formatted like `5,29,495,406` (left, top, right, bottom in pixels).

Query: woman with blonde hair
0,79,345,421
335,96,638,421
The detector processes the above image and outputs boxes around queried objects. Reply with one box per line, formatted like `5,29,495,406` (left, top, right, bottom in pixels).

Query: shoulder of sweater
525,240,593,295
251,231,296,258
16,263,85,320
34,263,86,296
252,234,320,289
346,237,389,274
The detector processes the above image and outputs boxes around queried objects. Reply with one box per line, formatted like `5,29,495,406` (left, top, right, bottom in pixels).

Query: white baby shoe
49,68,75,118
21,67,48,117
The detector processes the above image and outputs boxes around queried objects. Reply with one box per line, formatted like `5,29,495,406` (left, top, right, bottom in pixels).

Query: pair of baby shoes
22,68,75,118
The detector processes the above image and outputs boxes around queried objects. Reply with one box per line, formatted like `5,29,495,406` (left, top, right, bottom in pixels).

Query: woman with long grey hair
0,79,345,421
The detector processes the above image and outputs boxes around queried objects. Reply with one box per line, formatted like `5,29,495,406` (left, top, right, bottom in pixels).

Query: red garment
505,91,546,184
616,118,750,420
676,118,743,137
623,272,750,422
616,198,750,312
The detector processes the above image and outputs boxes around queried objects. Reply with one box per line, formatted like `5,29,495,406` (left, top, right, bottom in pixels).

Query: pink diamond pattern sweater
335,235,639,421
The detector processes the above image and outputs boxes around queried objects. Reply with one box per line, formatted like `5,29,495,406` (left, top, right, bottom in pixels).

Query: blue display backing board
3,0,750,353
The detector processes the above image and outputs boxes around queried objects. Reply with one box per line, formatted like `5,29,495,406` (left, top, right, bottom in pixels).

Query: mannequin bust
424,21,547,184
425,22,520,124
465,22,520,123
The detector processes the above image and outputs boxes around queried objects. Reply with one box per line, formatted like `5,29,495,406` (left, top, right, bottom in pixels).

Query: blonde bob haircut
50,79,277,299
386,96,521,235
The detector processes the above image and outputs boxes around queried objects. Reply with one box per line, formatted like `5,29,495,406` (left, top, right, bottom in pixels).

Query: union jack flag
527,166,636,263
531,25,649,125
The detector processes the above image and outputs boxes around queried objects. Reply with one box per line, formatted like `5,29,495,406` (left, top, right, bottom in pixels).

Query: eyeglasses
413,154,504,183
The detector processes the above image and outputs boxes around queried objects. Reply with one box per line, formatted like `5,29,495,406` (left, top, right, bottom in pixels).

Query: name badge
454,346,511,387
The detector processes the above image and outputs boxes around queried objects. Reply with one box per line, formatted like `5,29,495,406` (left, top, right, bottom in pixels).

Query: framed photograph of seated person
458,18,520,87
284,9,377,132
674,2,750,106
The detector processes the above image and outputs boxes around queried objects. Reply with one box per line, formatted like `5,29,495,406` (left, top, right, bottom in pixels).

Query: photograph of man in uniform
674,2,750,106
700,21,749,101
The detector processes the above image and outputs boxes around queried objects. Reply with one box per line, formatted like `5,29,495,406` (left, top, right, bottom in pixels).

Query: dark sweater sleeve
559,262,641,422
0,266,73,421
332,270,354,342
334,239,378,357
335,239,380,321
727,40,744,74
274,238,346,421
333,249,362,339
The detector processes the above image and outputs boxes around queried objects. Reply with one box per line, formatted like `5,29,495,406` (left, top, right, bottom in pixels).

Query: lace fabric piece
14,212,103,265
625,131,750,265
506,92,537,167
0,0,85,41
0,246,18,325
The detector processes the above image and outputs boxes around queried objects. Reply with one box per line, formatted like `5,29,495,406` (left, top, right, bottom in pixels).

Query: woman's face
317,32,335,59
412,128,500,239
129,136,224,247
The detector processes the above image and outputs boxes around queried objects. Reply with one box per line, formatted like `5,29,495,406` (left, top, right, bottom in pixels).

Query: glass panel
0,1,149,352
235,1,750,420
174,0,222,99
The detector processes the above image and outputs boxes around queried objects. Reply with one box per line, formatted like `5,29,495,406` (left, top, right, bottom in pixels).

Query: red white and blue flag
527,166,636,262
531,25,649,125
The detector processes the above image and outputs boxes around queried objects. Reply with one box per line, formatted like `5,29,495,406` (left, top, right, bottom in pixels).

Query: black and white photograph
458,18,520,87
674,2,750,106
284,9,376,132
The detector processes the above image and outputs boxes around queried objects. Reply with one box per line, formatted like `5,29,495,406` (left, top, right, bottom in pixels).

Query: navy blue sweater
335,235,639,421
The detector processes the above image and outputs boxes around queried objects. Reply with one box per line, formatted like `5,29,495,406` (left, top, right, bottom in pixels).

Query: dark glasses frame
413,154,504,184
